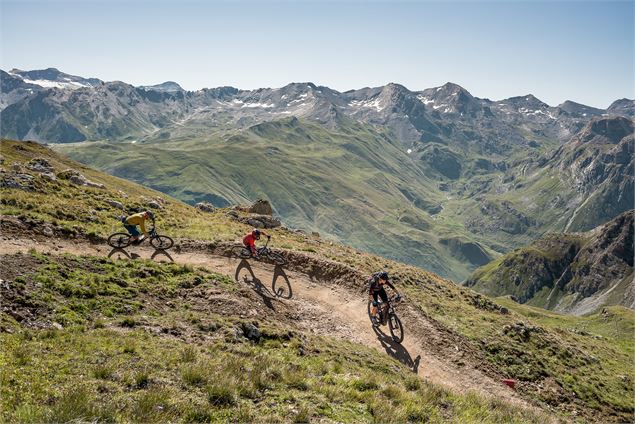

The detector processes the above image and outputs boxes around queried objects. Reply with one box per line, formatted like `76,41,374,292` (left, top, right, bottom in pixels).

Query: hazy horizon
2,0,633,109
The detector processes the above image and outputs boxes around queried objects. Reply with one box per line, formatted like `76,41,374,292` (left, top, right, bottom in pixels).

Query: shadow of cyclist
272,265,293,299
235,259,276,310
151,249,174,263
108,248,131,260
372,326,421,373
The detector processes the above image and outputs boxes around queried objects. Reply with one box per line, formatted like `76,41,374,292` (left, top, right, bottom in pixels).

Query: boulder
107,199,125,210
84,180,105,189
69,174,87,186
58,168,104,188
57,168,81,180
248,199,273,216
147,200,161,209
247,218,264,228
241,322,261,342
246,214,280,229
1,173,34,191
195,202,216,213
40,172,56,182
226,210,239,218
27,158,54,174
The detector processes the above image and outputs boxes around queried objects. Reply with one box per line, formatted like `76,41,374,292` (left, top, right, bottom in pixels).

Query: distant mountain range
1,67,631,145
1,67,633,286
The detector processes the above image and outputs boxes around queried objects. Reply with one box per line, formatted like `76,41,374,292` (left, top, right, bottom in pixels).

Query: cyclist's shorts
124,224,140,237
372,287,389,304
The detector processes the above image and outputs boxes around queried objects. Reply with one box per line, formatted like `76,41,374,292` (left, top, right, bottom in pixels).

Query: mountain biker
123,210,153,243
368,271,401,327
243,228,270,258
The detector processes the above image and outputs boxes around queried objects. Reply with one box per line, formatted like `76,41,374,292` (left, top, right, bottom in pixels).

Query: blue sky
1,0,633,108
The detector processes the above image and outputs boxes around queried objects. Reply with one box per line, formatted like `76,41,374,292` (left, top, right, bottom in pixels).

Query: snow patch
241,102,275,108
348,98,384,112
433,103,448,111
22,78,88,89
407,149,412,154
417,95,434,105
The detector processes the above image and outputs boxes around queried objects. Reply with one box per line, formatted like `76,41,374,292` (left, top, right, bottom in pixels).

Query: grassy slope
2,139,634,421
0,251,548,423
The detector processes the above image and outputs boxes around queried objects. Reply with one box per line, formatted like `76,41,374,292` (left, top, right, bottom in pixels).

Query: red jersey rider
243,228,270,258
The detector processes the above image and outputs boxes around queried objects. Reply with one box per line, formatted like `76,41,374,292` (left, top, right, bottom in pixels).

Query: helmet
252,229,261,238
145,210,154,220
378,271,389,281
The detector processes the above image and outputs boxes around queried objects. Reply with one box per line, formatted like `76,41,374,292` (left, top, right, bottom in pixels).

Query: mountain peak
503,94,549,109
139,81,184,93
557,100,604,116
607,98,635,117
575,116,634,144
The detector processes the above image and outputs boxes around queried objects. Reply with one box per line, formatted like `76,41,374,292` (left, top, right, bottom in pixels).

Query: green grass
0,250,551,423
405,275,635,421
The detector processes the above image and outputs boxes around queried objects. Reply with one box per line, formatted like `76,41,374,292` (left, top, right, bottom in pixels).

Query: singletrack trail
0,235,540,413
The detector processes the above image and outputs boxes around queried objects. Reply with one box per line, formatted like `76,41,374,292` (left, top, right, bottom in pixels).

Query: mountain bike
108,219,174,250
232,236,287,266
367,295,404,343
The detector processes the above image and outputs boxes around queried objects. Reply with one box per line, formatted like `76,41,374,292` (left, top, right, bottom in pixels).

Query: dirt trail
0,235,539,412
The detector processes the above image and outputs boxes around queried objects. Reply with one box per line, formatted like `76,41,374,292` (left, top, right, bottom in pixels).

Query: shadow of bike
235,259,277,310
107,248,140,260
151,249,174,263
272,265,293,299
372,326,421,373
107,247,130,259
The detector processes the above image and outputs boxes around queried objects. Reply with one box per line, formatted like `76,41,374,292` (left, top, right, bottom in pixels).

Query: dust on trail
0,235,541,414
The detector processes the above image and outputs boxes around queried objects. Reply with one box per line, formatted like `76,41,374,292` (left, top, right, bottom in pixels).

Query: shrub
180,346,197,363
207,383,236,406
182,365,208,387
93,364,114,380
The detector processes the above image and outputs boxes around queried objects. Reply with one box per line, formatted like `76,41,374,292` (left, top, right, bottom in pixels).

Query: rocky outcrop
226,200,281,229
56,169,105,189
242,214,281,229
466,210,634,315
248,199,273,216
195,202,216,213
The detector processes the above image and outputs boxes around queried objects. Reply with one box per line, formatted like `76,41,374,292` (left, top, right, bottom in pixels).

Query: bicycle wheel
232,246,252,259
388,314,404,343
267,252,287,266
151,235,174,250
108,232,132,248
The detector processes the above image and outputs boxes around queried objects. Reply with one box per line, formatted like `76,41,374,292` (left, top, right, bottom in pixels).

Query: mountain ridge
466,210,634,315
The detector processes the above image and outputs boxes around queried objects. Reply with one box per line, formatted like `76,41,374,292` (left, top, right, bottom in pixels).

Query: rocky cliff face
466,210,634,315
552,117,634,232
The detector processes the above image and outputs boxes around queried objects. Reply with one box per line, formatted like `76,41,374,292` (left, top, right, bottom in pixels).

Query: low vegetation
1,251,548,423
